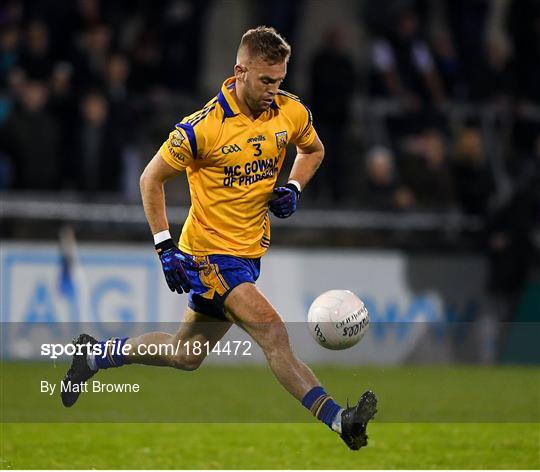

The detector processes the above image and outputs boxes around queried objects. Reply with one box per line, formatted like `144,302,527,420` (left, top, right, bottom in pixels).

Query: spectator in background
451,127,495,215
104,53,130,129
484,37,513,100
5,67,27,106
309,27,356,203
257,0,300,83
363,0,430,38
104,53,129,104
507,1,540,174
71,0,103,31
0,150,14,189
71,91,122,192
19,20,54,80
444,0,515,103
469,36,513,103
370,8,446,111
445,0,490,100
431,29,466,100
103,53,131,181
160,0,209,93
0,26,20,90
482,167,539,337
1,0,24,25
507,0,540,103
0,25,21,183
48,62,77,185
49,62,75,128
400,128,454,209
129,29,163,94
0,80,61,189
359,146,415,211
71,23,112,90
516,135,540,182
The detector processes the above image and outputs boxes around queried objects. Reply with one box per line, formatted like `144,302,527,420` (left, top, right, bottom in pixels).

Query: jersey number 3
252,143,262,157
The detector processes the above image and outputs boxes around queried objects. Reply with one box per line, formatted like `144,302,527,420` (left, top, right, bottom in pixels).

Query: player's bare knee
181,356,204,371
257,322,292,359
258,307,282,325
170,353,205,371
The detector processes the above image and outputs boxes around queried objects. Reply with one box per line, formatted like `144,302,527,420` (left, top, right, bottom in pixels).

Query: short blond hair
238,26,291,63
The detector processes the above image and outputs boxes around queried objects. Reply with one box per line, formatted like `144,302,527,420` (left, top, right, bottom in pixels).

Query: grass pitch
1,363,539,469
2,423,539,469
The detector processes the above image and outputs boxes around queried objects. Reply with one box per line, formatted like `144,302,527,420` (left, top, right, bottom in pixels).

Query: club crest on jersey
275,131,288,150
171,129,185,147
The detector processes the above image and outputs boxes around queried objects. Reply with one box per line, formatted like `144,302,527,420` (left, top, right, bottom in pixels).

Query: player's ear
234,64,246,82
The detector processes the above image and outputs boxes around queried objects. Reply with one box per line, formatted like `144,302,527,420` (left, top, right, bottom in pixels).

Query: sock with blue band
302,386,344,433
87,337,128,371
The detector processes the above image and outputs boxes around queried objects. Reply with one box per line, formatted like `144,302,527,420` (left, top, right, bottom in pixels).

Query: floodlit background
1,0,538,360
0,1,539,468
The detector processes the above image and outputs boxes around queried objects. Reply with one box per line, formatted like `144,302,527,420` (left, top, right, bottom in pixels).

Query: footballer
61,26,377,450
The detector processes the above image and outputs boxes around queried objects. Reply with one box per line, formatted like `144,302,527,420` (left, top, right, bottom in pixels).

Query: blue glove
155,239,196,294
269,183,300,218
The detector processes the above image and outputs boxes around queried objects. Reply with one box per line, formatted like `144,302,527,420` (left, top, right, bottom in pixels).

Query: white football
307,289,369,350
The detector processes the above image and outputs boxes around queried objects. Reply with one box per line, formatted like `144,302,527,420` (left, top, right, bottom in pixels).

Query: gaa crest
171,129,185,147
275,131,288,150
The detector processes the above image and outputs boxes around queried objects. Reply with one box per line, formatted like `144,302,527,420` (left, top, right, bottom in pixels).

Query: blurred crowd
0,0,539,222
0,0,211,193
308,0,539,218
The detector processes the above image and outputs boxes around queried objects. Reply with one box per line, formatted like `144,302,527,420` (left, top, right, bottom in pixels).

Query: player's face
236,57,287,114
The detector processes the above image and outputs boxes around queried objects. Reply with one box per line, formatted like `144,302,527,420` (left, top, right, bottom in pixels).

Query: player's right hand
155,239,196,294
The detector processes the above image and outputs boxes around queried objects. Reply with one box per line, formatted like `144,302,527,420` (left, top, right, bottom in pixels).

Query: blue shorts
181,252,261,321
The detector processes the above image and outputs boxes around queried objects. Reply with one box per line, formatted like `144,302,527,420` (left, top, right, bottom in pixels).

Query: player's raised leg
61,309,231,407
124,308,231,369
225,283,318,399
224,282,377,450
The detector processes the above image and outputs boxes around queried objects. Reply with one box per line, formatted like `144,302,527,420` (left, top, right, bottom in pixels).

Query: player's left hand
269,183,300,218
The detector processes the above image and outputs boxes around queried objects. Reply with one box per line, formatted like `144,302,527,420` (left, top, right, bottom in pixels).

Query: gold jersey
159,77,316,258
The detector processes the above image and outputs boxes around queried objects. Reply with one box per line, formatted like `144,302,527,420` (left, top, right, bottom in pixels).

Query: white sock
87,353,98,371
331,408,344,433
